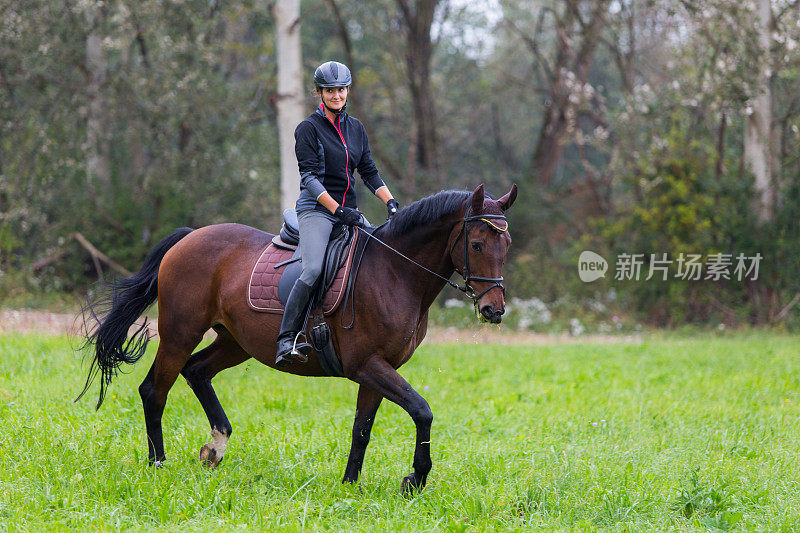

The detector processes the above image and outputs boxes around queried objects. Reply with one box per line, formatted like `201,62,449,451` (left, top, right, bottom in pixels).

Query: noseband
452,207,508,302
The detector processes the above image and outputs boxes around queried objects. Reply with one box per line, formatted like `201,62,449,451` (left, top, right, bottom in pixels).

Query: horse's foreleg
355,357,433,493
342,384,383,484
181,330,250,468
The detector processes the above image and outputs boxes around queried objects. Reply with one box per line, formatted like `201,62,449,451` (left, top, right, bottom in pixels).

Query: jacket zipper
325,111,350,206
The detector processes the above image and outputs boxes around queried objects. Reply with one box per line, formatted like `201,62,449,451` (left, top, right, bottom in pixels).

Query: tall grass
1,333,799,530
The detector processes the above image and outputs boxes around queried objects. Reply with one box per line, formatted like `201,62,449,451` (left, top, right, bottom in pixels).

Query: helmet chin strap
323,99,347,115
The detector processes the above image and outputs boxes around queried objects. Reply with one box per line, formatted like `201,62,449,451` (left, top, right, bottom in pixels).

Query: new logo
578,250,608,282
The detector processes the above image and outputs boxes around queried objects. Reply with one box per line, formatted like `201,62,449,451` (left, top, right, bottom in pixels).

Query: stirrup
291,331,311,362
276,331,312,368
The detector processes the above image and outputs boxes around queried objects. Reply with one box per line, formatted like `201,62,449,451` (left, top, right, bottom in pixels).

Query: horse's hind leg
181,328,250,467
139,331,204,464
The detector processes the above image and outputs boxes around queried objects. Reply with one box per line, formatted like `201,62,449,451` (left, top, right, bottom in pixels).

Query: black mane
381,190,471,237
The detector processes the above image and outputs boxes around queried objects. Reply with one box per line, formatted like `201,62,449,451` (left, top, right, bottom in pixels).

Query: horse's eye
471,242,483,252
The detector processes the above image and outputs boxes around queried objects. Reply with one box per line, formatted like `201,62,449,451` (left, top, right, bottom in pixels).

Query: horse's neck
373,218,458,312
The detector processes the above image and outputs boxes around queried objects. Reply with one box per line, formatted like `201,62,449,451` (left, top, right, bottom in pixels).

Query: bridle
359,207,509,304
340,206,509,329
451,207,509,301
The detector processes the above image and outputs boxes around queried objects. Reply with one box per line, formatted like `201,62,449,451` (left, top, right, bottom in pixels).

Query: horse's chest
392,321,429,369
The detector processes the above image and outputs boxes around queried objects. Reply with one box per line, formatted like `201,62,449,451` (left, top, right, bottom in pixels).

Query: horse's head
450,183,517,324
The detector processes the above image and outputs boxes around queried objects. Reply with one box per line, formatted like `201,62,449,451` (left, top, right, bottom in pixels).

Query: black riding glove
334,205,363,226
386,199,400,219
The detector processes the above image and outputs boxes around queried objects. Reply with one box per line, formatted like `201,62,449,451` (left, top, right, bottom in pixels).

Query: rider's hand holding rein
334,205,363,227
384,196,400,220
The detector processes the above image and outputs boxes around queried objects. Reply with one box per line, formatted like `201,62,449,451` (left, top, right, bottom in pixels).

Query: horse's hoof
199,444,221,468
401,472,425,494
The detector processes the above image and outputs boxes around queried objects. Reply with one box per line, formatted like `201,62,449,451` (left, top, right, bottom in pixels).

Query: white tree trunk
85,6,110,194
272,0,305,213
744,0,775,224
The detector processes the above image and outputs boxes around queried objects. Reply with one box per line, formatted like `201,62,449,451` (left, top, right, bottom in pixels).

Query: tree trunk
744,0,775,224
272,0,305,212
396,0,440,175
532,96,569,186
742,0,781,324
530,0,609,187
85,5,110,195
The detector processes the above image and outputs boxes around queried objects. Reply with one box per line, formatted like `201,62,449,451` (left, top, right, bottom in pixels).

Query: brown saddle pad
247,234,357,315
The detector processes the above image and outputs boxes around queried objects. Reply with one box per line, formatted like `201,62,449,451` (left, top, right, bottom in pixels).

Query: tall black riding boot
275,279,314,367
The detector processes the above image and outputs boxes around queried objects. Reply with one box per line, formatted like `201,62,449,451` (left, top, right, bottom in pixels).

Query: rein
341,209,509,328
362,230,472,294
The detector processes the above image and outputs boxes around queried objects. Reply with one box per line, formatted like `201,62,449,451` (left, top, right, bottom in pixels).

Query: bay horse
78,183,517,491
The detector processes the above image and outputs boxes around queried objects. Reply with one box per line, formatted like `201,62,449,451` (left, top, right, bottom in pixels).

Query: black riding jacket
294,105,386,212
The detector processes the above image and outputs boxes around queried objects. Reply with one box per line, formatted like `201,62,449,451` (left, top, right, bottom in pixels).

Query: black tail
76,227,194,409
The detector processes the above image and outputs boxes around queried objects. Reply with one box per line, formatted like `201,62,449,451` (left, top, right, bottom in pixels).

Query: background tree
396,0,441,180
272,0,306,212
744,0,776,224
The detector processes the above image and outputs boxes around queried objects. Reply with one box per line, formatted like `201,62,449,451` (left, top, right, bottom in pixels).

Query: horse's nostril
481,306,494,319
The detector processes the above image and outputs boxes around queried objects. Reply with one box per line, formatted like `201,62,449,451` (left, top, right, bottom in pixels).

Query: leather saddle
247,210,375,377
248,209,360,314
273,209,351,306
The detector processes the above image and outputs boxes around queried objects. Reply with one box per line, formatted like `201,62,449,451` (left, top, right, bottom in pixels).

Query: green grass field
1,332,799,531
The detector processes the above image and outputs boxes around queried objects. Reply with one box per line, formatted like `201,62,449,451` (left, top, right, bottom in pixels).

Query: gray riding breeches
297,208,338,287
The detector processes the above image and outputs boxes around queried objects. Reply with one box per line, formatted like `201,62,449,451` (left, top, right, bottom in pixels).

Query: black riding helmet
314,61,352,87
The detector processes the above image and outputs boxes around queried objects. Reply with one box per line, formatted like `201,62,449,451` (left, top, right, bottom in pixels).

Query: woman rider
275,60,400,367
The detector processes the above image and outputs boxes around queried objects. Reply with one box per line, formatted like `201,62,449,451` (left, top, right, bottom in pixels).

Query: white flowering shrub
507,297,552,329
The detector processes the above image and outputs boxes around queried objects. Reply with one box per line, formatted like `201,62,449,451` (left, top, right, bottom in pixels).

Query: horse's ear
497,183,518,212
471,184,485,213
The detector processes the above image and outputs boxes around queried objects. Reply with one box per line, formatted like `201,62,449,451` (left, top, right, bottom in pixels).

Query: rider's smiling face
321,86,348,111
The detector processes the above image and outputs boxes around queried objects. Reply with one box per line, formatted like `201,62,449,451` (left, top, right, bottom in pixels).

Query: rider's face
321,86,348,111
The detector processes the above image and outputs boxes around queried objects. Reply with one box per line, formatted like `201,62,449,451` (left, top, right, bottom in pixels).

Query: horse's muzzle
480,305,504,324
